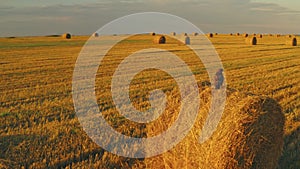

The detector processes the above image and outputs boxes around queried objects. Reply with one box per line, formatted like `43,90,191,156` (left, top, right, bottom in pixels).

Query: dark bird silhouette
214,68,224,89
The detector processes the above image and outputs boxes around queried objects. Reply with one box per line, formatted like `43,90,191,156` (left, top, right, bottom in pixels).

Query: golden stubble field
0,34,299,168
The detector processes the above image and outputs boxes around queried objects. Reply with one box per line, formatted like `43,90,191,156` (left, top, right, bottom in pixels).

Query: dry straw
153,35,166,44
62,33,71,39
286,37,297,46
245,36,257,45
145,88,284,169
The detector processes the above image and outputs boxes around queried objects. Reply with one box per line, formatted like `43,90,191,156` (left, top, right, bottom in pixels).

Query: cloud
0,0,299,36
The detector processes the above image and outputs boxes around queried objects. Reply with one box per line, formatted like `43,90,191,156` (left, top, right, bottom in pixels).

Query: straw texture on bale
145,88,284,169
286,37,297,46
153,35,166,44
62,33,71,39
245,36,257,45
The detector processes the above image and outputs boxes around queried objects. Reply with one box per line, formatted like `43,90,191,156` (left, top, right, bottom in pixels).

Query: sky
1,0,300,36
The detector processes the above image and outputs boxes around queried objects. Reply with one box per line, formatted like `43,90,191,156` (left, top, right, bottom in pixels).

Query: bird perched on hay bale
153,35,166,44
62,33,71,39
245,36,257,45
214,68,224,89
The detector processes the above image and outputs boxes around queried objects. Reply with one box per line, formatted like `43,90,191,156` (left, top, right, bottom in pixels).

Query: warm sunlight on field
0,34,299,168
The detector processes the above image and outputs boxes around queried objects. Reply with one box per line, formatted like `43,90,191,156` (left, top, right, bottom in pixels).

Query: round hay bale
258,34,263,38
182,33,188,36
93,32,99,37
236,33,240,36
150,32,156,36
183,36,190,45
245,36,257,45
171,32,176,36
276,34,281,37
286,37,297,46
145,88,284,169
62,33,71,39
230,33,233,36
193,32,199,36
253,33,256,36
269,34,273,36
244,33,249,38
153,35,166,44
286,35,293,38
208,33,214,38
215,33,218,35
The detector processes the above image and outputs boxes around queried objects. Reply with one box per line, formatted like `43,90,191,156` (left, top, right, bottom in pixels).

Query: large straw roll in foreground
245,36,257,45
286,37,297,46
145,88,284,169
153,35,166,44
62,33,71,39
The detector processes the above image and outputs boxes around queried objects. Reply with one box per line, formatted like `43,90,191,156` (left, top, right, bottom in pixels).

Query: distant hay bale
244,33,249,38
193,32,199,36
153,35,166,44
276,34,281,37
269,34,273,36
150,32,156,36
286,37,297,46
208,33,214,38
171,32,176,36
253,33,256,36
182,33,188,36
62,33,71,39
258,34,263,38
286,35,293,38
215,33,218,35
93,33,99,37
230,33,233,36
245,36,257,45
182,36,190,45
236,33,240,36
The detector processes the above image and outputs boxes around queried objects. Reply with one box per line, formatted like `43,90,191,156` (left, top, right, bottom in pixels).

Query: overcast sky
1,0,300,36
